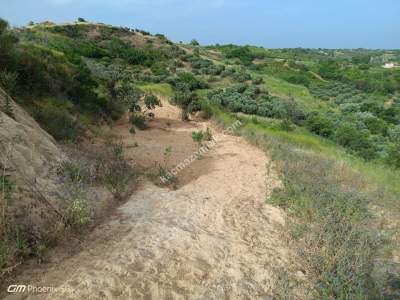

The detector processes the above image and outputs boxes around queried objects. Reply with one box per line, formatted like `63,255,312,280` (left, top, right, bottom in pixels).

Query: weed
267,137,387,298
63,199,90,229
158,146,177,187
204,127,213,141
192,130,205,148
2,96,14,119
56,160,85,184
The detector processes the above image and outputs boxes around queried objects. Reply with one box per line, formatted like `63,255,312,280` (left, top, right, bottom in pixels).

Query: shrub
192,130,205,148
199,98,213,119
388,125,400,143
223,45,255,65
157,146,177,187
386,143,400,168
284,73,311,87
306,112,334,137
1,94,15,120
334,122,377,159
0,71,17,97
63,199,90,229
279,119,295,132
32,101,86,142
252,77,264,85
190,39,199,46
144,94,161,111
130,114,147,130
269,144,383,299
204,127,213,141
0,18,18,70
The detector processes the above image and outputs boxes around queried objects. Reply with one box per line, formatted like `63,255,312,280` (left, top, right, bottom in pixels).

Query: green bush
129,114,147,130
0,18,18,70
306,112,334,137
386,143,400,168
190,39,199,46
32,100,86,141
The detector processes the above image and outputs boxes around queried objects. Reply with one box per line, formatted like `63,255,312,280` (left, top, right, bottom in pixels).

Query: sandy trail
5,100,294,300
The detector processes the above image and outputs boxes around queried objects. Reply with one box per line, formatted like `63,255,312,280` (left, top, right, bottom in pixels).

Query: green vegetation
157,146,177,187
191,130,205,149
202,100,399,299
0,18,399,297
0,18,184,141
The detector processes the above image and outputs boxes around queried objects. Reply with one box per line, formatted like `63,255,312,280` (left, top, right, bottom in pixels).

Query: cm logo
7,285,26,293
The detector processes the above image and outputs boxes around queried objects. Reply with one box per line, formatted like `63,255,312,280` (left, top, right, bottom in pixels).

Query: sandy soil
4,100,296,300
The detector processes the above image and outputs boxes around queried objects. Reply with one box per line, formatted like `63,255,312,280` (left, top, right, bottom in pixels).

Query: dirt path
5,100,296,300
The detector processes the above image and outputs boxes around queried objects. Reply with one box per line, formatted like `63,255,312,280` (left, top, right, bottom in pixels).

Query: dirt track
5,100,295,299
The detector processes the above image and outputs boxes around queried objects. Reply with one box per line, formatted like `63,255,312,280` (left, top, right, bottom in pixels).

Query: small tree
77,17,87,23
143,94,161,112
190,39,199,46
158,146,177,187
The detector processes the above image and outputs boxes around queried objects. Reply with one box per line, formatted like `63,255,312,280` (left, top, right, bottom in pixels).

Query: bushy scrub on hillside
315,58,400,94
225,120,396,299
269,147,385,299
261,60,314,87
189,56,226,76
306,81,400,163
217,45,258,65
208,84,307,125
169,72,207,118
0,19,184,141
32,99,86,142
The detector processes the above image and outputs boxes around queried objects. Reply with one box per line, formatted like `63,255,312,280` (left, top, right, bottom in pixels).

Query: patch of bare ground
3,99,300,300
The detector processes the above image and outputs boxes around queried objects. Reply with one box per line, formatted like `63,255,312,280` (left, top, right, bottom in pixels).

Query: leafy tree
190,39,199,46
114,81,142,113
0,18,18,69
223,45,255,65
354,112,387,135
318,60,342,80
306,112,334,137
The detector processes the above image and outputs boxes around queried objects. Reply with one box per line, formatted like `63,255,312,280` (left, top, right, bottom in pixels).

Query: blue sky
1,0,399,49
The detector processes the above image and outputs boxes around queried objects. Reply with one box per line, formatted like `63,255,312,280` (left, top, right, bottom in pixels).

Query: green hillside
1,19,399,298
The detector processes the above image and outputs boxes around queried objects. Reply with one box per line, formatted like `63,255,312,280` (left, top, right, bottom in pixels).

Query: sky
1,0,399,49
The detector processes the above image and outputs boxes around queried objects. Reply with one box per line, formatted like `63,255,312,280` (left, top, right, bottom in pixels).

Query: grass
201,97,400,299
138,83,175,97
233,110,400,210
255,72,332,112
